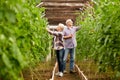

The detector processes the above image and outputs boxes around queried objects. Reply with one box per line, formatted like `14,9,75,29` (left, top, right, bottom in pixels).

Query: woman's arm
46,28,62,36
46,28,56,36
63,34,73,39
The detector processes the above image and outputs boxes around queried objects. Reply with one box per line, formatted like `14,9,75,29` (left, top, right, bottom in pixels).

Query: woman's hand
46,27,51,32
46,27,49,30
64,34,73,39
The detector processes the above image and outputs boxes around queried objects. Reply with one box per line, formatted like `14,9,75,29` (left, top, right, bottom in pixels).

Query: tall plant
76,0,120,79
0,0,49,80
76,3,96,60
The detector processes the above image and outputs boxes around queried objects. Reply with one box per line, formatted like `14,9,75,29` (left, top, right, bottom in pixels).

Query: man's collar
67,26,73,29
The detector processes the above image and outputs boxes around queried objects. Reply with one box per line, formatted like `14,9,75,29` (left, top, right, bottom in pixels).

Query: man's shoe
70,70,76,73
63,70,67,74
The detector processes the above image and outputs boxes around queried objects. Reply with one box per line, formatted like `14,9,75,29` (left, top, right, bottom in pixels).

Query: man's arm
75,26,81,31
63,28,73,39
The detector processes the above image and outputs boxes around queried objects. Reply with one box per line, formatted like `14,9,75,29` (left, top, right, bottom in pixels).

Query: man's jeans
63,48,75,71
56,48,64,72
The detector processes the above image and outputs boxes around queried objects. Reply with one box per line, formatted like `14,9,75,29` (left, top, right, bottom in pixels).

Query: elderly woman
46,23,65,77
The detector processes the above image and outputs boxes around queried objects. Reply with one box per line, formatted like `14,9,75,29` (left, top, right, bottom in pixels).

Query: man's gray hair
66,19,73,24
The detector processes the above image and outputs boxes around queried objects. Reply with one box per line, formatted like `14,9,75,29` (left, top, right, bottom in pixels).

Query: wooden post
50,62,57,80
75,64,88,80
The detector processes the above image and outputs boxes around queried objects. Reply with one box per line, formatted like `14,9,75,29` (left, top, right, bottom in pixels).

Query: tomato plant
0,0,49,80
76,0,120,79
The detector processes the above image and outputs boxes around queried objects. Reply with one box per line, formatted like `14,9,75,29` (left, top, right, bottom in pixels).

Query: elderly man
63,19,80,73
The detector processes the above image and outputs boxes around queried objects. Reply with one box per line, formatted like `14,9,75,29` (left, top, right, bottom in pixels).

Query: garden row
76,0,120,79
0,0,49,80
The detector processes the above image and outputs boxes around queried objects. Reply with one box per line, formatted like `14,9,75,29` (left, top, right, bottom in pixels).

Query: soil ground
76,59,113,80
23,59,114,80
54,62,80,80
23,61,53,80
23,60,81,80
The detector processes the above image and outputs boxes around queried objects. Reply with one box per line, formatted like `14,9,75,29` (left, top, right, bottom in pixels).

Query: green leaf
2,53,12,69
0,11,3,20
5,11,16,23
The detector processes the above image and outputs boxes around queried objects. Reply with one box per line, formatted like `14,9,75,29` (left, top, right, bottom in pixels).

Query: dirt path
23,61,81,80
23,59,114,80
54,63,80,80
54,73,80,80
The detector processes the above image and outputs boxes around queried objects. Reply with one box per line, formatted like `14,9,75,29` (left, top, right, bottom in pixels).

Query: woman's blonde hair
58,23,65,30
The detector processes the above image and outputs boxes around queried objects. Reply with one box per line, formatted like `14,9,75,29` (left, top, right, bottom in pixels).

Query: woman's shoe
59,72,63,77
